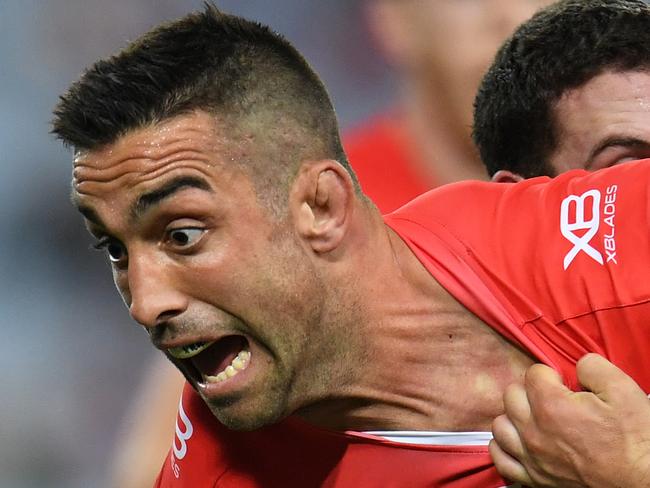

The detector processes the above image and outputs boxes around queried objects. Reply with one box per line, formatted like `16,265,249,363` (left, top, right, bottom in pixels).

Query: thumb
524,363,572,409
576,354,647,405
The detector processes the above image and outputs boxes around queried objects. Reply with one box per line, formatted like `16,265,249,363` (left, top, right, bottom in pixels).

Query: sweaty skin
73,113,333,431
74,110,535,436
112,3,554,485
549,71,650,172
494,70,650,184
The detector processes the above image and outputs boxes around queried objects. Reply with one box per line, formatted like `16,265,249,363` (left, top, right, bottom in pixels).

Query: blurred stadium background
0,1,392,486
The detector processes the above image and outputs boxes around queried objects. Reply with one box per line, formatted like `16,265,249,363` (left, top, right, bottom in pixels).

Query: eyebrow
130,176,213,221
76,205,105,228
587,136,650,168
70,188,102,226
72,175,213,230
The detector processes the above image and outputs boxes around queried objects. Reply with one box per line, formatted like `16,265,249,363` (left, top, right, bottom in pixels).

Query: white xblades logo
560,185,618,270
170,397,194,478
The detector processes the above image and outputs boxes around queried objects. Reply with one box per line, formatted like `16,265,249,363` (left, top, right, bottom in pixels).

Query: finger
489,438,534,486
523,363,571,412
576,353,647,405
492,414,526,460
503,382,532,428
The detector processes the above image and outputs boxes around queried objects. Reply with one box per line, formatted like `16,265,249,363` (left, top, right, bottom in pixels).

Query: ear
491,170,524,183
290,160,355,254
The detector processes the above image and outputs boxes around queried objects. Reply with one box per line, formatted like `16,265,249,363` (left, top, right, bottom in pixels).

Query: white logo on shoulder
170,397,194,478
560,186,618,270
561,189,603,269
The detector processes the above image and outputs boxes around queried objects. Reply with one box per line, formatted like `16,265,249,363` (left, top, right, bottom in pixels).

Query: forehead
70,111,263,229
73,111,226,183
546,70,650,170
554,70,650,132
558,70,650,108
71,111,249,205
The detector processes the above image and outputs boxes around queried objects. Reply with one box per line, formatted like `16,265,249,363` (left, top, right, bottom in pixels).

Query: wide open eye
167,228,205,249
93,238,127,264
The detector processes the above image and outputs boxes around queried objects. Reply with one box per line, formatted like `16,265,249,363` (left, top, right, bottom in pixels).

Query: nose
123,254,188,329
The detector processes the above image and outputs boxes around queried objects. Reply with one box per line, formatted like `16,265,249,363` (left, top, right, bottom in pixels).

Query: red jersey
156,160,650,487
344,113,433,213
388,162,650,391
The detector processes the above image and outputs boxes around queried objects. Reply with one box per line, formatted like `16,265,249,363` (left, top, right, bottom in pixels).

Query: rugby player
54,4,650,486
473,0,650,485
110,2,550,486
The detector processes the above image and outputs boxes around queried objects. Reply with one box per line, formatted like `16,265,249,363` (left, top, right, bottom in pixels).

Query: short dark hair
53,3,357,194
473,0,650,178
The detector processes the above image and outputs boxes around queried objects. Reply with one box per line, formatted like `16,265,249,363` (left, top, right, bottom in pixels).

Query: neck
399,79,488,185
295,214,533,432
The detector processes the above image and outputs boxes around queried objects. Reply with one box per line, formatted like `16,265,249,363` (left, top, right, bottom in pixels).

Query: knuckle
521,426,545,455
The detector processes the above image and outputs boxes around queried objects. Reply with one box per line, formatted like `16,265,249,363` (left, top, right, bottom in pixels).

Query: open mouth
168,335,251,385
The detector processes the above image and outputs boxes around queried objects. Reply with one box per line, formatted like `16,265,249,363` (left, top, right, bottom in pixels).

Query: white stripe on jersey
363,430,493,446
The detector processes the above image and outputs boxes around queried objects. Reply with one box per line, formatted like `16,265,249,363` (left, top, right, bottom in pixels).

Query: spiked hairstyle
53,3,358,196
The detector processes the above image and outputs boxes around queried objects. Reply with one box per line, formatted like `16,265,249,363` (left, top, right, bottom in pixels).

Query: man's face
548,70,650,172
72,111,328,430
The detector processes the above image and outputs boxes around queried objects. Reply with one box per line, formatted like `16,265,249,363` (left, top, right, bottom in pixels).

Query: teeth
167,340,215,359
204,350,251,384
231,356,246,370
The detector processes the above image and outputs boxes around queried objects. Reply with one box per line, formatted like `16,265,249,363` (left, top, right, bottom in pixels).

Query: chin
206,397,287,432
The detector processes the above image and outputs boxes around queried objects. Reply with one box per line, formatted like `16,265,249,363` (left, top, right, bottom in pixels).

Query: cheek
179,241,265,309
112,268,131,307
225,246,320,325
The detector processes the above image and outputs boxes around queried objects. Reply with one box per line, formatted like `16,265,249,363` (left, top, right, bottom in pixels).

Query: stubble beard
205,376,291,431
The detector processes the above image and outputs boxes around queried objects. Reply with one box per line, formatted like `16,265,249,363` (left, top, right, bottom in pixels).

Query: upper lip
148,318,208,350
153,336,217,352
152,331,240,352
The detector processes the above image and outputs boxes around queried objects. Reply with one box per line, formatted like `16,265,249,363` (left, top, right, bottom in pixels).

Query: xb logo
560,189,604,270
170,397,194,478
173,398,194,460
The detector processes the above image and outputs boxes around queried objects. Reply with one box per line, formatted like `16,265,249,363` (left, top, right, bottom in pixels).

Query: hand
490,353,650,487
